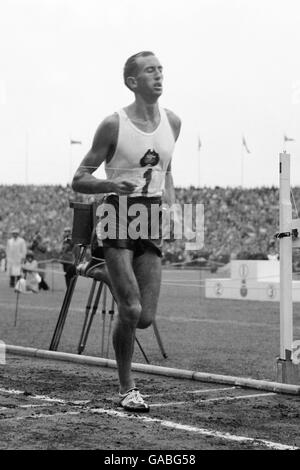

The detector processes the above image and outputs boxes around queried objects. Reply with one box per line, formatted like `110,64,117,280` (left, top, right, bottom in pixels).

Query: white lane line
0,388,23,396
150,401,187,408
0,404,52,411
198,392,277,403
162,282,201,288
189,387,236,395
2,300,298,331
20,404,54,409
150,392,277,408
157,316,282,330
162,278,204,282
143,387,236,398
0,301,85,315
0,388,90,405
29,394,89,405
2,406,297,451
91,408,299,450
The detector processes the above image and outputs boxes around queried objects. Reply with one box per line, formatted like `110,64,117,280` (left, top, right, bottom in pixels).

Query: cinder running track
0,355,299,450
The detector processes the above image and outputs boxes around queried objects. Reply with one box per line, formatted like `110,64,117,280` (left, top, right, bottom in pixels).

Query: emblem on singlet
140,149,160,167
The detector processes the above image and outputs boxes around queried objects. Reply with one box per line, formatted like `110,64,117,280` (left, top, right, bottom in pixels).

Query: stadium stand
1,184,299,267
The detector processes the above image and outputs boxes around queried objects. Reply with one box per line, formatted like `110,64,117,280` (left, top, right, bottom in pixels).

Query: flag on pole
70,139,82,145
242,135,251,154
284,134,295,142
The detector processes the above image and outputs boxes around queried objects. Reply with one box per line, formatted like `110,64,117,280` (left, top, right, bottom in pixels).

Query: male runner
72,51,181,411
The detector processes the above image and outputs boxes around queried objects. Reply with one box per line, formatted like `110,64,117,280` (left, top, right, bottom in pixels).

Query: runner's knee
119,302,142,327
137,316,153,329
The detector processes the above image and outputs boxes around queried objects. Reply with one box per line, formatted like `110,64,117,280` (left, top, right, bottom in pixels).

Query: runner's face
135,55,163,98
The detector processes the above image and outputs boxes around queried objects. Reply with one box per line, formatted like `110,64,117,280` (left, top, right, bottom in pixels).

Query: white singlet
105,107,176,197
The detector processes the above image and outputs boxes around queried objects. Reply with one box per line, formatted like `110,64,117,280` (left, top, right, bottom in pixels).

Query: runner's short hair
123,51,155,90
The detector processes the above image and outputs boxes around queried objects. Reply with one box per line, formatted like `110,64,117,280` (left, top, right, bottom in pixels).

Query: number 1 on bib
142,168,153,195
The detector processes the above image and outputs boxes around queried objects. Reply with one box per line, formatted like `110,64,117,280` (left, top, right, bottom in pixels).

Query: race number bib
110,167,165,196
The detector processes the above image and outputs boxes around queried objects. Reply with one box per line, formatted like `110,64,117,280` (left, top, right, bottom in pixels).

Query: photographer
60,227,76,288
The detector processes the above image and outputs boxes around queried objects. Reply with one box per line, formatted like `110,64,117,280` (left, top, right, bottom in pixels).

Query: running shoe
77,257,108,282
119,388,150,412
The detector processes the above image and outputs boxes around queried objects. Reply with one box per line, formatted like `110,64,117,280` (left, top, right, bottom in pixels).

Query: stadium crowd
0,184,298,267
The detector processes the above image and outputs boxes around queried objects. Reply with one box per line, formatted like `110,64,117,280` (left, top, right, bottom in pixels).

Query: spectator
29,231,50,290
267,240,279,261
21,250,41,293
0,244,6,272
0,184,293,263
6,228,27,287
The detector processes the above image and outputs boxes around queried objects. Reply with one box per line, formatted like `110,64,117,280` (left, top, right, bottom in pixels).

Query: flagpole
69,136,72,185
69,138,82,185
241,143,244,187
197,137,201,188
25,130,29,185
198,147,200,188
283,135,295,152
241,135,251,187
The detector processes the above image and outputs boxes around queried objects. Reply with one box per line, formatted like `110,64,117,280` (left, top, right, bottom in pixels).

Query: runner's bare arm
164,161,175,206
164,109,181,206
165,109,181,142
72,114,137,195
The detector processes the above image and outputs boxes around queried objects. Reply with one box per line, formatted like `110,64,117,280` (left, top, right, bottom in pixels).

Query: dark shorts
94,195,163,258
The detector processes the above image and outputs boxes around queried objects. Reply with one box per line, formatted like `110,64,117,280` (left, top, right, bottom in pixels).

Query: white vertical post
279,151,293,360
69,137,73,184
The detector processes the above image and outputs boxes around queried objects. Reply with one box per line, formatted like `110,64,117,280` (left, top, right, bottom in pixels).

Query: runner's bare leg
103,247,162,394
133,250,162,329
103,247,141,394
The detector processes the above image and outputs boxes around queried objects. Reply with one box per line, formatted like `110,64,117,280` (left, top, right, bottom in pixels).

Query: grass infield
1,265,300,383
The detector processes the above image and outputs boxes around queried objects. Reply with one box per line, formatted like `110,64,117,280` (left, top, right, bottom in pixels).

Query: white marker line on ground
0,404,52,411
0,388,23,396
2,301,299,331
92,408,299,450
162,269,202,274
162,282,201,288
30,394,89,405
2,406,297,451
143,387,236,398
150,401,187,408
150,392,277,408
19,404,55,409
157,316,284,330
163,279,203,283
0,302,82,314
189,387,236,395
0,388,90,405
198,392,277,403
